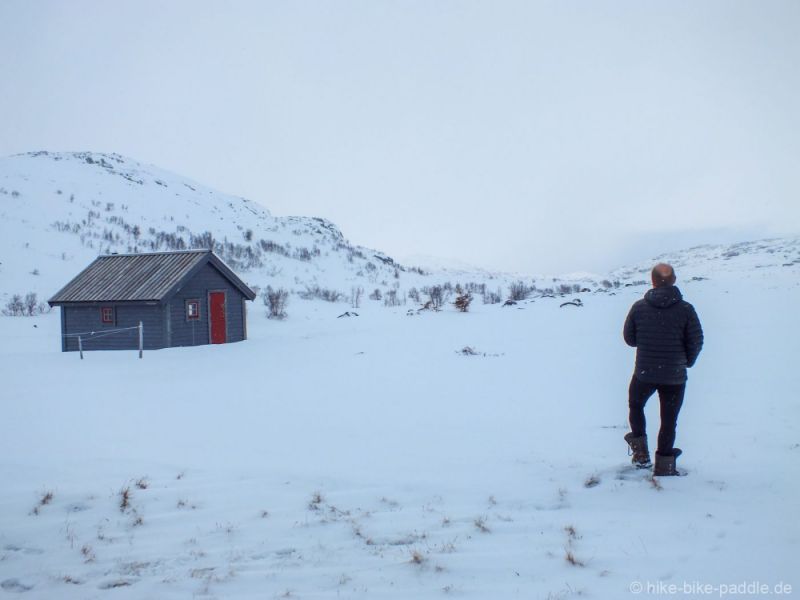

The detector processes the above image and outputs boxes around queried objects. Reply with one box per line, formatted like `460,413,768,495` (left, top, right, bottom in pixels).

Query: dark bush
454,292,473,312
263,286,289,319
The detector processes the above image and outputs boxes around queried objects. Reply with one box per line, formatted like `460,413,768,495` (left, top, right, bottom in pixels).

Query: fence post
78,336,83,360
138,321,143,359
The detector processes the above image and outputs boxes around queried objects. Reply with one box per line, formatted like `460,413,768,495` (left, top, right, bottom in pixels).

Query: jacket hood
644,285,683,309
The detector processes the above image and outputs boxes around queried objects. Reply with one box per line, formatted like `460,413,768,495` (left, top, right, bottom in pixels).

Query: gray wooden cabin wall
61,304,164,351
166,262,246,347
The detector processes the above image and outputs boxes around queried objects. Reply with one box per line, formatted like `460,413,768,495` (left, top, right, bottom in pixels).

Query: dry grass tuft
565,549,585,567
474,516,491,533
584,474,601,488
119,487,131,512
308,491,324,511
80,544,96,563
564,525,579,540
409,548,427,565
135,477,149,490
31,490,55,515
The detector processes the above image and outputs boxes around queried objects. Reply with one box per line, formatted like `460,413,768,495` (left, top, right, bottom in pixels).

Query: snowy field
1,264,798,598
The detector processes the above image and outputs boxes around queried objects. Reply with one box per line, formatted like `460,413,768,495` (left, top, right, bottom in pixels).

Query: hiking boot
653,448,683,476
624,433,652,469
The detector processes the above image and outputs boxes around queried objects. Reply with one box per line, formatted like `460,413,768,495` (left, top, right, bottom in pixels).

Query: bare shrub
422,285,448,309
369,288,382,301
350,286,364,309
558,283,581,295
263,286,289,319
299,286,343,302
483,288,502,304
454,292,472,312
384,289,402,307
408,287,420,303
3,292,50,316
508,281,530,301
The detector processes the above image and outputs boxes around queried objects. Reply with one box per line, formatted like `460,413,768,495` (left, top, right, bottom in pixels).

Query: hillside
0,151,424,304
1,150,798,314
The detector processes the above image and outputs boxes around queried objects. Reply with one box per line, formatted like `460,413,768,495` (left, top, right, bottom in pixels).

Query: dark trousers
628,375,685,455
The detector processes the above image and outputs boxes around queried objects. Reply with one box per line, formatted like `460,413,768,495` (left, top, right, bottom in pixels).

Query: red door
209,291,226,344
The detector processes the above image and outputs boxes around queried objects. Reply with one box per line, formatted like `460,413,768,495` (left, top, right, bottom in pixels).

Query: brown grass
565,550,585,567
584,474,601,488
119,487,131,512
474,516,491,533
80,544,96,563
308,491,324,511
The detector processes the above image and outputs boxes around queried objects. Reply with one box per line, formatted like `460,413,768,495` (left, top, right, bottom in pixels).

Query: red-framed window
186,299,200,321
101,306,114,324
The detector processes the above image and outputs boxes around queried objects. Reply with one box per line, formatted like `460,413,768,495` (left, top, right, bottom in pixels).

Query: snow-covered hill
0,151,426,304
1,150,799,314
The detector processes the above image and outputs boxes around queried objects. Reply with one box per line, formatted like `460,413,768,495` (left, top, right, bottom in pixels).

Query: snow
1,150,799,597
1,253,798,598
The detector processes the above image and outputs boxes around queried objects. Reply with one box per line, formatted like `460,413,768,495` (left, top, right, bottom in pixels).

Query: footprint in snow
1,579,34,593
98,579,136,590
3,545,44,555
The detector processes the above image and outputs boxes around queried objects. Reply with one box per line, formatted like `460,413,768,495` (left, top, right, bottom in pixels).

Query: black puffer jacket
623,285,703,385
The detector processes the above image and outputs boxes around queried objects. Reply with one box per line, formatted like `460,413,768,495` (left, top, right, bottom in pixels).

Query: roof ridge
98,249,212,258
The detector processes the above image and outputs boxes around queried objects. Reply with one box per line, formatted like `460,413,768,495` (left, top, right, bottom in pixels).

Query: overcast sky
1,1,798,273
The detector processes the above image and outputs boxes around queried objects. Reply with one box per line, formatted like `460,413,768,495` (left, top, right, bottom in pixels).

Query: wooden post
78,336,83,360
138,321,143,359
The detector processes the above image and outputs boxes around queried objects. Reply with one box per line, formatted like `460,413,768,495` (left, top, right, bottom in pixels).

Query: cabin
48,250,257,352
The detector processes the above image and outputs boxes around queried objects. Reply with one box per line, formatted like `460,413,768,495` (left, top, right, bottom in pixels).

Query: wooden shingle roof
49,250,256,305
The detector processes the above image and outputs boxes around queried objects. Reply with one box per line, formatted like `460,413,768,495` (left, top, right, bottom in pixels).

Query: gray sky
1,1,798,273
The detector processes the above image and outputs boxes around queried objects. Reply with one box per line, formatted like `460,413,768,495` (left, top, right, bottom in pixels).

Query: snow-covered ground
1,252,798,598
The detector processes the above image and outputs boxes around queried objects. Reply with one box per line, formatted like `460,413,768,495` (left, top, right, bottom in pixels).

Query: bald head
651,263,676,288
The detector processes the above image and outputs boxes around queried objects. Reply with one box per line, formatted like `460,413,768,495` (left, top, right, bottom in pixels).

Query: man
623,263,703,476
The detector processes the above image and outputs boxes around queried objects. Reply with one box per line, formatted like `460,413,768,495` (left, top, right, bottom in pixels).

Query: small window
101,306,114,324
186,299,200,321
